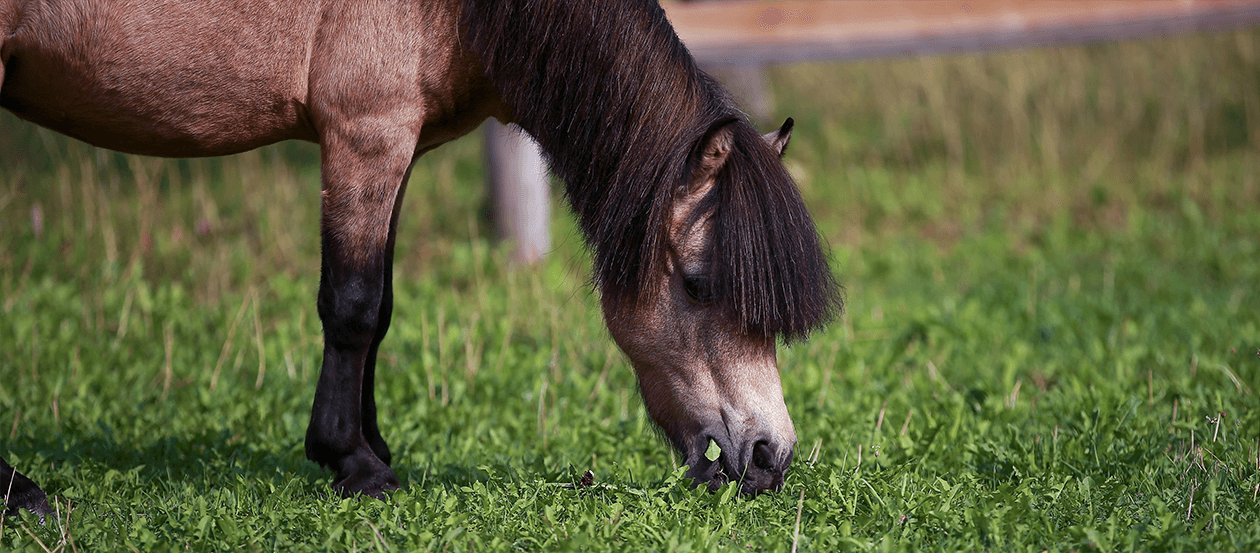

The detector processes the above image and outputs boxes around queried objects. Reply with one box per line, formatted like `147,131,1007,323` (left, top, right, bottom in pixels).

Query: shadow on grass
2,425,572,501
3,424,327,498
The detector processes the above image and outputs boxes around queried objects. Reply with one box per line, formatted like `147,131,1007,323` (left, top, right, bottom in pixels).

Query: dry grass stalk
874,401,887,434
210,294,251,392
790,489,806,553
252,288,266,389
807,438,823,467
162,321,174,400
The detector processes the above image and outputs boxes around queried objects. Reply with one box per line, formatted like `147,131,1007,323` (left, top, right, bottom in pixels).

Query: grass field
3,29,1260,551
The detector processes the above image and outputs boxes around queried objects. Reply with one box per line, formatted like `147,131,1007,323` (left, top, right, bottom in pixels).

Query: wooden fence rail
670,0,1260,64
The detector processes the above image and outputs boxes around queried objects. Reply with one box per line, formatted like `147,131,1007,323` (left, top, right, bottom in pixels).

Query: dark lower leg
360,339,390,466
355,252,395,467
305,250,399,498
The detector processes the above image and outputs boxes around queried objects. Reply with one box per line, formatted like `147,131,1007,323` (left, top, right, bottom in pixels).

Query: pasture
3,28,1259,551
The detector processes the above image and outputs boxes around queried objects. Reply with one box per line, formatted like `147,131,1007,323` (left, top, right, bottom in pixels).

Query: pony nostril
751,440,776,471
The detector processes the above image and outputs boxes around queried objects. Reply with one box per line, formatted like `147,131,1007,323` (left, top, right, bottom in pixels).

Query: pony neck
461,0,735,293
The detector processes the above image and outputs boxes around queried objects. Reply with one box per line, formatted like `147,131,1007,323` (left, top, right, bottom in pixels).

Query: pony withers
0,0,841,513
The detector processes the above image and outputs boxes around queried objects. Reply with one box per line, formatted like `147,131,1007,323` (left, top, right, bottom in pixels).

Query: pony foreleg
305,130,415,499
1,456,52,519
357,165,414,468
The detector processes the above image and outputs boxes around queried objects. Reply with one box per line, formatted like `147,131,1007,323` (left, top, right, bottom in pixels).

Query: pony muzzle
683,426,796,495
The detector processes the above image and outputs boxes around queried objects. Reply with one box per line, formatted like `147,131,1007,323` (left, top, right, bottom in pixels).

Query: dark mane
460,0,841,340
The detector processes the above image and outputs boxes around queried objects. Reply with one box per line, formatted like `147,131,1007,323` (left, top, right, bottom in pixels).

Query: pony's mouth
682,444,729,491
682,435,790,495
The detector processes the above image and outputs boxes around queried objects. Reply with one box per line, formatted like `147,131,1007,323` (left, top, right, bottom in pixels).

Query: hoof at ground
329,452,401,500
333,470,401,500
2,463,54,521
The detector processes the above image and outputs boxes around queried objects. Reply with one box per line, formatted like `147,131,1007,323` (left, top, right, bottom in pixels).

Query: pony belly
0,0,317,157
1,82,310,158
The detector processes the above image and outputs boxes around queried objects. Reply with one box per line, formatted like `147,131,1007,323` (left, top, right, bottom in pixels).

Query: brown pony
0,0,840,514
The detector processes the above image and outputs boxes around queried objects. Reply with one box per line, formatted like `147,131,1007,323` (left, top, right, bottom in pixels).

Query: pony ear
762,117,793,157
688,120,736,193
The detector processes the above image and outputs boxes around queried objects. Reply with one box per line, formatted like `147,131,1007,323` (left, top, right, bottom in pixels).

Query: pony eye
682,275,714,306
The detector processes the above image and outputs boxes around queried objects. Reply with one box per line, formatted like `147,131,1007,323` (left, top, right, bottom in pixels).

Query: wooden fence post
484,120,551,263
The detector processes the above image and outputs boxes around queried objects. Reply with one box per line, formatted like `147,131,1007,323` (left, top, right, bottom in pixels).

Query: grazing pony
0,0,840,513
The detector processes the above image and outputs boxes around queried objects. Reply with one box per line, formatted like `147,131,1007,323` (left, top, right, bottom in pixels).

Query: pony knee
317,270,386,350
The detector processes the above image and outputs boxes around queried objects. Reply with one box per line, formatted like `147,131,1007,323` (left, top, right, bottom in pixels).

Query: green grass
3,29,1260,551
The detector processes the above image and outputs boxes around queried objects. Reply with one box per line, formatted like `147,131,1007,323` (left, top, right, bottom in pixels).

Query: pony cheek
634,365,715,444
600,297,717,441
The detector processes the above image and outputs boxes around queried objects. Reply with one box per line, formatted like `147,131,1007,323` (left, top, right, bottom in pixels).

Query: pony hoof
333,474,400,500
4,495,54,521
332,461,401,500
2,465,54,521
